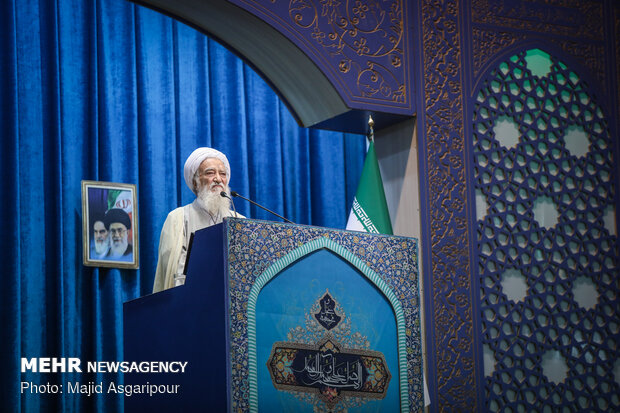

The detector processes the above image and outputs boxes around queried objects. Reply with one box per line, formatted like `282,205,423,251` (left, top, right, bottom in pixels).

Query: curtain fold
1,0,365,412
0,1,21,411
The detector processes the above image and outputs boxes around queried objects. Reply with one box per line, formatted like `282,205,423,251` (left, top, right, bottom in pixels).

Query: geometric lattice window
473,48,619,412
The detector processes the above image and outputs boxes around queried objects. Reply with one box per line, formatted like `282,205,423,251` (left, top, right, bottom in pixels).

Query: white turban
183,147,231,194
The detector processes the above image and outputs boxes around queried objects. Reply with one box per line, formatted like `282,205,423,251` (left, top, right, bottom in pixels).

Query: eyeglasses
109,228,127,236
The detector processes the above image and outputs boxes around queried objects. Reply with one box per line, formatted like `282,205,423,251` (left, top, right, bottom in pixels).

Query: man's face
93,221,109,255
109,222,128,253
94,221,108,242
196,158,228,194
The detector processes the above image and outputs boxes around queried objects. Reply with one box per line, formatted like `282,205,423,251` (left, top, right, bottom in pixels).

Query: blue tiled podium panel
124,219,422,412
256,249,399,412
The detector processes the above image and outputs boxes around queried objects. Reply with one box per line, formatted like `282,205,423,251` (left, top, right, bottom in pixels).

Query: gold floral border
420,0,478,410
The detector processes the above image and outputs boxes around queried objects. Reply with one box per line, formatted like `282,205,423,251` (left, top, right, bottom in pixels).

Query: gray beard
109,238,128,258
94,238,109,255
196,184,231,218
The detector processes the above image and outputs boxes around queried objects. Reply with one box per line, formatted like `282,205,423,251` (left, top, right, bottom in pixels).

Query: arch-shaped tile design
247,237,409,412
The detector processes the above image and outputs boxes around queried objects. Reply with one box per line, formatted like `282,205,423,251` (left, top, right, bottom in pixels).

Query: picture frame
81,180,139,269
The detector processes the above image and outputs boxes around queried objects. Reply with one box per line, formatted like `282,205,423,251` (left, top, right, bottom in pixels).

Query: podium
124,218,423,412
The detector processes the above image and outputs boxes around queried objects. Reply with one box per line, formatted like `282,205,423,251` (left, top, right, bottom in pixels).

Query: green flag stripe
351,198,379,233
353,141,393,235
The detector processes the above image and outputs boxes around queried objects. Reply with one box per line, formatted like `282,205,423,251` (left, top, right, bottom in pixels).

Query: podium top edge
221,217,419,243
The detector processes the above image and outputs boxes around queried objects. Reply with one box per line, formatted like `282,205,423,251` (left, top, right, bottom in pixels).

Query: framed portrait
81,180,139,269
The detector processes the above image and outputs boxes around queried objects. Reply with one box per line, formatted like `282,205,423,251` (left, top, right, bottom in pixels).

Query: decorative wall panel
472,48,619,411
419,0,619,411
231,0,414,114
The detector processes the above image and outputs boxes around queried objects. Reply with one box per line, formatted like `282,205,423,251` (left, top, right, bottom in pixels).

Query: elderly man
104,208,133,260
90,213,110,259
153,147,244,293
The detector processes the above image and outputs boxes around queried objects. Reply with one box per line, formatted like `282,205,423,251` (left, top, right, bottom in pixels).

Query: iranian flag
346,140,393,235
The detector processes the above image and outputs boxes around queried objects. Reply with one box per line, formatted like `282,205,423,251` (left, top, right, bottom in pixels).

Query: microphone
230,191,294,224
220,191,239,217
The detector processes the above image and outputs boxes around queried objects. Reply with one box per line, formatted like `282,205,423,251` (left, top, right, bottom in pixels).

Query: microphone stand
220,191,239,217
230,191,294,224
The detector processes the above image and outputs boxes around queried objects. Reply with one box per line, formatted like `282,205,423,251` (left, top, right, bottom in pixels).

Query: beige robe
152,200,243,293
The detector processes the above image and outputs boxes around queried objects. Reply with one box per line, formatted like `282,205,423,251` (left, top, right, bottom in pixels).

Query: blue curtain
0,0,365,411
